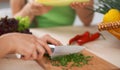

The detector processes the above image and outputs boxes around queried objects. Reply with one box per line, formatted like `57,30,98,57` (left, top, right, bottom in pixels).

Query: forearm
76,8,94,26
0,46,9,58
75,0,94,26
14,8,35,22
0,37,11,58
10,0,35,22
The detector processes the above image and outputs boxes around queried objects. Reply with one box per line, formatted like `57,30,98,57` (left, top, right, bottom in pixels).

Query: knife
16,44,84,59
49,45,84,59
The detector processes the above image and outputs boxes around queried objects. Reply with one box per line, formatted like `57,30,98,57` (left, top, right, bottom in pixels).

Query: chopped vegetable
77,31,90,45
69,35,81,45
69,31,104,45
89,32,101,41
45,53,93,68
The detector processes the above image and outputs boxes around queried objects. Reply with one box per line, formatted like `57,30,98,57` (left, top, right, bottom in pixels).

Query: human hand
70,0,93,10
37,34,62,55
0,33,61,60
22,1,52,16
0,33,45,60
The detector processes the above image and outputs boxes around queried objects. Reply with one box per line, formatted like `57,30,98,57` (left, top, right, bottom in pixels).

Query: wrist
15,9,35,22
0,34,15,54
0,38,11,57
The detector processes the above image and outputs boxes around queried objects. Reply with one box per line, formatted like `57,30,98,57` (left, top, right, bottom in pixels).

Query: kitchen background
0,0,104,26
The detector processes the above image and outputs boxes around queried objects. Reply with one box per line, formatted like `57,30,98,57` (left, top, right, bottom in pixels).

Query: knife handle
48,44,55,53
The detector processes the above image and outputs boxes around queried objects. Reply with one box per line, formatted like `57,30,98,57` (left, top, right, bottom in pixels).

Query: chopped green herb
45,53,93,68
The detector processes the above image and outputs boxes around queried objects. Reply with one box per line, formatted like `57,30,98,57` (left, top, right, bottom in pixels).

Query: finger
21,46,34,60
83,2,89,5
47,38,62,46
32,49,37,60
31,38,42,59
32,10,43,15
76,2,82,8
39,8,51,14
71,2,81,9
82,2,89,8
39,6,52,12
31,7,45,15
43,34,62,46
21,52,31,60
32,7,50,15
44,5,52,9
33,2,43,8
70,2,76,9
33,2,51,10
36,44,45,59
16,48,30,60
37,39,52,55
46,6,52,11
78,2,86,8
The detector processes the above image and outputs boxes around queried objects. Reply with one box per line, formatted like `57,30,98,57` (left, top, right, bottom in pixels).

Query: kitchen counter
30,25,120,68
0,25,120,70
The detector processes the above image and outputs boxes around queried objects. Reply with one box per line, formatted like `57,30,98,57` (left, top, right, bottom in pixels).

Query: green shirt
31,6,75,28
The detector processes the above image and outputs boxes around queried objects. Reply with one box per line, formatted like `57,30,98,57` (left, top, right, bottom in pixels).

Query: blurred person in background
10,0,94,28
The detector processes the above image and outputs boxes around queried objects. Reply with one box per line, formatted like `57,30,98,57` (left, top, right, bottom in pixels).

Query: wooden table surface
0,25,120,70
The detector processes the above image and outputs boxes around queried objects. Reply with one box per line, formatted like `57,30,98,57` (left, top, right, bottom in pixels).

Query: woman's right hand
0,33,45,60
22,2,52,16
0,33,62,60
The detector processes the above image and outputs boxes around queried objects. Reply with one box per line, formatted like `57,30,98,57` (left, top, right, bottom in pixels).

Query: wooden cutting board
36,49,120,70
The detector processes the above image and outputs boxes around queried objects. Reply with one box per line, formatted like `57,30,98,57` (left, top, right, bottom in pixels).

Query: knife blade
16,44,84,59
49,45,84,59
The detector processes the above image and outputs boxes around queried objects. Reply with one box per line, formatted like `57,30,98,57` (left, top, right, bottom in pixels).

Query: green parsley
45,53,93,68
